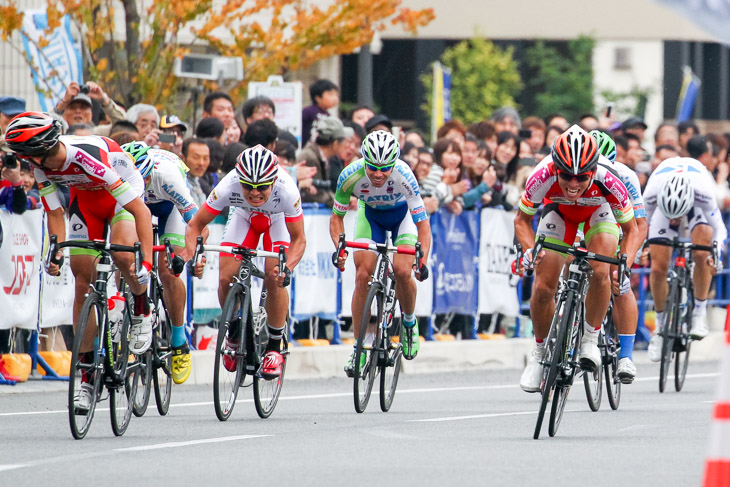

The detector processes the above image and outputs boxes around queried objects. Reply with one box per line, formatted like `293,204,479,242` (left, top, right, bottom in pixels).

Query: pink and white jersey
36,135,142,211
519,155,634,224
203,167,303,222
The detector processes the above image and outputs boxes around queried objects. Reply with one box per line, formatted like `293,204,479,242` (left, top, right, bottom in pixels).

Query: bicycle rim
659,282,678,393
254,319,289,419
354,284,380,413
549,298,580,437
583,357,603,412
152,294,173,416
110,309,137,436
603,318,621,410
380,314,402,412
534,295,571,439
675,286,693,392
68,295,104,440
132,351,152,417
214,284,246,421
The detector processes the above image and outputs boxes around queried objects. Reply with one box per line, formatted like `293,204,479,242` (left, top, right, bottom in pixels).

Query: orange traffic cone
703,330,730,487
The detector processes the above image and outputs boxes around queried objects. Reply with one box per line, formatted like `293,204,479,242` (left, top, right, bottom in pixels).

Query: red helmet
5,111,62,157
551,124,599,175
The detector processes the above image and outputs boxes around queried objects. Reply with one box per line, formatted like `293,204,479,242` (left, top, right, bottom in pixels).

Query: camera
2,153,18,169
158,133,177,144
518,129,532,139
79,84,90,94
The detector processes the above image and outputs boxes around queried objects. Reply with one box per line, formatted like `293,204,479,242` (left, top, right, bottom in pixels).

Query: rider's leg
218,254,240,308
158,247,187,346
393,252,416,314
70,254,96,353
613,290,638,359
690,223,713,339
263,256,289,350
529,251,565,341
352,250,378,338
649,245,672,316
584,231,618,330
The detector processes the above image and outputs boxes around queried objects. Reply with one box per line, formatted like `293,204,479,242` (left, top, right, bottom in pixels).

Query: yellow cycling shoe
172,344,191,384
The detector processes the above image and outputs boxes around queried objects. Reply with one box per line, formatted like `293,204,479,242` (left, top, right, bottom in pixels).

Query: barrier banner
477,209,519,316
0,210,43,329
431,209,479,315
292,205,338,320
339,210,433,318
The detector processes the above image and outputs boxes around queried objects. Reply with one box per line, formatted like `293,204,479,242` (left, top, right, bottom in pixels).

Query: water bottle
108,292,125,342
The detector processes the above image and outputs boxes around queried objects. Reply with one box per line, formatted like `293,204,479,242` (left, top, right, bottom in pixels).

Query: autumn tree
0,0,434,110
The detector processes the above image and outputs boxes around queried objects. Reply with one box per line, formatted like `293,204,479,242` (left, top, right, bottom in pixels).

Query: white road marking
115,434,271,452
0,465,28,472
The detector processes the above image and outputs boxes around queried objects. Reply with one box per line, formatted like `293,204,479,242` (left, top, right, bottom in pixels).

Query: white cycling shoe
616,357,636,384
579,333,600,372
520,347,545,393
690,314,709,340
129,313,153,354
647,333,663,362
74,383,95,415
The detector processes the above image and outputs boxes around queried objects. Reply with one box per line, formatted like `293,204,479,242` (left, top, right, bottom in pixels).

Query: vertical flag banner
20,11,82,111
676,65,701,123
431,62,452,142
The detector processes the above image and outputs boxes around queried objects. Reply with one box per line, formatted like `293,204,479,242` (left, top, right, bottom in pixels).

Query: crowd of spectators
3,75,730,348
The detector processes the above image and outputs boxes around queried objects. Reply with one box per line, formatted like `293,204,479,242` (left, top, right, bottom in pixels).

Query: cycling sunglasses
19,153,49,169
365,162,395,173
557,171,593,183
239,179,275,191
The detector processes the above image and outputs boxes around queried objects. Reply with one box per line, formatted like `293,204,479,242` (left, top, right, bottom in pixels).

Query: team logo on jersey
293,197,301,210
388,180,394,186
386,185,394,194
211,189,218,201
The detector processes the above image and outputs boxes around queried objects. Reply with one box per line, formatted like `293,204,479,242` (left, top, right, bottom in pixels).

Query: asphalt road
0,361,721,486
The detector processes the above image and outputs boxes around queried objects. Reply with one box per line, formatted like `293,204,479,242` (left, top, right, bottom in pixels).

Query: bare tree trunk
121,0,140,104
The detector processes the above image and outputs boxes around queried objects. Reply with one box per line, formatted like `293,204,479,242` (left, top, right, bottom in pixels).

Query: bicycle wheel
152,293,173,416
583,328,603,412
68,294,105,440
110,307,138,436
214,283,247,421
659,281,678,393
354,284,380,413
380,310,402,412
603,315,621,410
132,351,152,417
254,317,289,419
534,293,571,440
549,301,581,437
675,284,694,392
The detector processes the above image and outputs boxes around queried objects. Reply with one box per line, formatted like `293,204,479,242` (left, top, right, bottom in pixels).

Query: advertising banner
477,209,519,316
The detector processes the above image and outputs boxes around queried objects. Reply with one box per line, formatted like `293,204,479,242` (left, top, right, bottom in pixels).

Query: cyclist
590,130,647,382
643,157,726,360
514,125,641,393
122,141,201,384
329,130,431,377
185,145,305,378
5,112,153,411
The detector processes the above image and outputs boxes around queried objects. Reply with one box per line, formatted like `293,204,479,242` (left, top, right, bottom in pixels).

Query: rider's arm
514,209,536,251
284,218,306,270
47,207,66,243
618,218,641,267
329,211,345,249
415,218,431,259
123,197,153,266
184,205,216,258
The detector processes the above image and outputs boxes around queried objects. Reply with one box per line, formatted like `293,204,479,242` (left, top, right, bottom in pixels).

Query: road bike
646,237,717,393
191,237,290,420
335,234,424,413
132,225,184,417
47,236,144,439
521,236,626,439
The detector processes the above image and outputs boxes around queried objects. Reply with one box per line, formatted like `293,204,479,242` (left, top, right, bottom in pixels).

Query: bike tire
603,314,621,410
68,294,105,440
254,317,289,419
659,280,678,393
132,351,152,417
214,283,247,421
110,305,138,436
549,297,580,437
354,284,380,413
380,309,402,413
675,284,694,392
152,293,173,416
534,294,571,439
583,329,603,412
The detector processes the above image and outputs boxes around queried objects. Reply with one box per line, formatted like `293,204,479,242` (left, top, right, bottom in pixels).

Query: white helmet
658,173,694,219
235,144,278,185
361,130,400,167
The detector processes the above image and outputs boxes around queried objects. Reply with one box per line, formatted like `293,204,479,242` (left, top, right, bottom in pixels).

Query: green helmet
589,130,616,163
121,141,153,178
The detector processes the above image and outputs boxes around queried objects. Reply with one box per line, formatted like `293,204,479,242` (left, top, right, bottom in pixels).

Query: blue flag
676,66,701,123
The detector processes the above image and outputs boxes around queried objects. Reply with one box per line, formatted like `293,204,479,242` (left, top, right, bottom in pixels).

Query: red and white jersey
36,135,142,211
203,167,303,223
519,155,634,224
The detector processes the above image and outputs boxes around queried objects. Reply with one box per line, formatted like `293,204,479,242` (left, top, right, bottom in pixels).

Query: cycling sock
618,334,635,360
266,324,284,351
694,298,708,316
365,332,376,347
171,324,186,348
655,311,665,332
132,293,149,316
583,321,599,336
403,313,416,327
535,339,545,348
